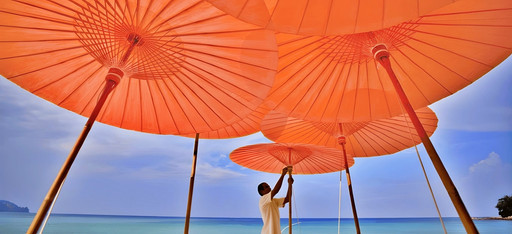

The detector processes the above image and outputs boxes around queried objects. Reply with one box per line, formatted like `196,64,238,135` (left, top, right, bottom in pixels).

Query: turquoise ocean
1,212,511,233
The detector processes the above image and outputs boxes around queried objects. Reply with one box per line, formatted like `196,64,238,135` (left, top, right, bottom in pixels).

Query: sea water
1,212,511,234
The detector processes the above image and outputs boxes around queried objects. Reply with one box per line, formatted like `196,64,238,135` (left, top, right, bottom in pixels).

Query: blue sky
0,55,511,219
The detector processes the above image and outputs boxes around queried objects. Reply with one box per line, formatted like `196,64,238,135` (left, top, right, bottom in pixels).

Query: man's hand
281,167,288,175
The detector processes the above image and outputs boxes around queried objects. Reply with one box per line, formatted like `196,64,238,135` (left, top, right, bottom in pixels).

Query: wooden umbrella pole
39,177,65,234
343,148,361,234
287,149,293,234
337,124,361,234
372,44,478,234
27,71,121,234
184,133,200,234
287,165,293,234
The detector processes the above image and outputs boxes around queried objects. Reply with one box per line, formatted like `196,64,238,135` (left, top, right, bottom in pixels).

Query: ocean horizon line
27,212,471,220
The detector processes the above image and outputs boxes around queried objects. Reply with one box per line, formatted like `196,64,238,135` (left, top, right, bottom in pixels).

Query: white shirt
259,193,285,234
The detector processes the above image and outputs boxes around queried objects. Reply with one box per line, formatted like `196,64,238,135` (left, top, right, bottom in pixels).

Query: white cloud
460,152,512,217
469,152,504,173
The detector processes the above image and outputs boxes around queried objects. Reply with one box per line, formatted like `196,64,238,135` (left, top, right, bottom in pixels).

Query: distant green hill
0,200,29,212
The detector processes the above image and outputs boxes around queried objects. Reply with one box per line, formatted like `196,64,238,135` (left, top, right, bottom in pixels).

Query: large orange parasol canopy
261,107,438,157
0,0,278,135
264,0,512,123
207,0,458,35
230,143,354,175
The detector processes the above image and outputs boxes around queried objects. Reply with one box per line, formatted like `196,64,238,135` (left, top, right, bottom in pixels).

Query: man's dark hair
257,182,266,196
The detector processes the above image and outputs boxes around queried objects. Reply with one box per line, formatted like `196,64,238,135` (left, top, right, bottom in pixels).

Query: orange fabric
261,107,438,157
264,0,512,123
230,143,354,174
184,104,271,139
0,0,278,135
207,0,458,35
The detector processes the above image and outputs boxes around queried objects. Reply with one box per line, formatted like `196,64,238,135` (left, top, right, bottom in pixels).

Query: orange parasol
207,0,458,35
0,0,277,233
0,0,277,135
261,107,438,157
265,0,512,123
230,143,354,175
230,142,354,234
261,1,512,232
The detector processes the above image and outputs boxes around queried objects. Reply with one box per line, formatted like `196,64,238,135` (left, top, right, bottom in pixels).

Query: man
257,167,294,234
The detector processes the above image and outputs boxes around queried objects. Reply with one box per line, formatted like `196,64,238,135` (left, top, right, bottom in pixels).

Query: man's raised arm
271,167,288,199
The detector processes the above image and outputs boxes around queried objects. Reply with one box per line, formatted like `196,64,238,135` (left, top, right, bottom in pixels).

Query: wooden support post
337,124,361,234
372,44,478,234
27,70,121,234
288,166,293,234
184,133,200,234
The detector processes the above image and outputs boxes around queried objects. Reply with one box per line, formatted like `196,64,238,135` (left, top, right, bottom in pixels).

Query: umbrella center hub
127,33,145,46
372,44,389,60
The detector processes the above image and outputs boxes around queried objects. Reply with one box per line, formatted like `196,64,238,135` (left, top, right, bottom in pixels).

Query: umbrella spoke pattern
261,107,438,157
0,0,278,135
264,0,512,123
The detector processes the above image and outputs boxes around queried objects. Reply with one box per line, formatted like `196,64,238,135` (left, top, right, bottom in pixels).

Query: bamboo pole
337,170,342,234
287,149,293,234
26,72,120,233
337,124,361,234
27,37,140,233
287,166,293,234
38,178,65,234
372,44,478,234
184,133,200,234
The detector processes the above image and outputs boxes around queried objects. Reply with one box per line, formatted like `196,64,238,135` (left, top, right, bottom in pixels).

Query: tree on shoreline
496,195,512,218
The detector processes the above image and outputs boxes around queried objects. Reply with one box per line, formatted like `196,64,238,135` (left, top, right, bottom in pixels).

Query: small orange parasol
207,0,458,35
0,1,277,233
230,142,354,234
261,107,438,157
230,143,354,175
